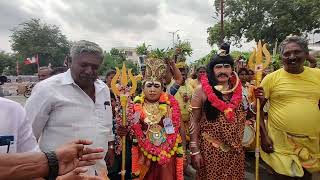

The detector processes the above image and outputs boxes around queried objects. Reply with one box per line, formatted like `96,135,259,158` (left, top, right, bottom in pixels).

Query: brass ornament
144,58,167,83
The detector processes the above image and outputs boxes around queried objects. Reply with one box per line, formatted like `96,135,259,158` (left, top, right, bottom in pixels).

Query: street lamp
169,30,180,47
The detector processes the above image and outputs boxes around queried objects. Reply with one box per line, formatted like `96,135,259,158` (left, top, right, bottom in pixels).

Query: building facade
114,47,141,66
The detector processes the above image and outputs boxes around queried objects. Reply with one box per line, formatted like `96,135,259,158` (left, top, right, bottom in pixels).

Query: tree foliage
10,18,71,73
208,0,320,47
175,41,193,57
0,52,16,75
149,48,169,59
207,22,234,46
137,40,193,62
136,43,151,56
192,49,217,67
191,49,284,71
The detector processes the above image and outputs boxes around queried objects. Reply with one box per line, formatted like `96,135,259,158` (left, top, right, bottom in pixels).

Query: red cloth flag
24,55,39,65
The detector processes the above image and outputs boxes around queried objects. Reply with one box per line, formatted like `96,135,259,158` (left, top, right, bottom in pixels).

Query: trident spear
111,63,137,180
248,40,271,180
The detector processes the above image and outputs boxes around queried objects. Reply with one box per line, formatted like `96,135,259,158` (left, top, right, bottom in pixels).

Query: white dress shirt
25,69,113,175
0,97,39,154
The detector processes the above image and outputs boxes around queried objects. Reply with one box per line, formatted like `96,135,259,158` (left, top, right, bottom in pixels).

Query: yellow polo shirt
260,67,320,177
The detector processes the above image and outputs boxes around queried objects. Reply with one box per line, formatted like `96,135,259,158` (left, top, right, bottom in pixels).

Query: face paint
143,81,163,103
213,63,232,84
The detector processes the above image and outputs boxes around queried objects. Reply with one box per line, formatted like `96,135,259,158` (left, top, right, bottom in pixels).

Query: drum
242,124,255,149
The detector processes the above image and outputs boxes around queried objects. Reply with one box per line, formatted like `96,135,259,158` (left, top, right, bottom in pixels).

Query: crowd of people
0,36,319,180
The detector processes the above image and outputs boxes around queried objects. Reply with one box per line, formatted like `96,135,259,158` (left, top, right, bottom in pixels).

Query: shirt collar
94,79,107,93
61,69,107,93
61,69,75,85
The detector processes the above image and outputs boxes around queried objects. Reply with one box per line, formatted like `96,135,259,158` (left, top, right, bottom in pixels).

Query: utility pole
169,30,180,47
220,0,224,44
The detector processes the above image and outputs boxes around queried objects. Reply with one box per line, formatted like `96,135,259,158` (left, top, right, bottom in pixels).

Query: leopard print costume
194,88,247,180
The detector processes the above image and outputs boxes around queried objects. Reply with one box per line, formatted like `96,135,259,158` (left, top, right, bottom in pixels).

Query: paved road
2,96,276,180
4,95,27,106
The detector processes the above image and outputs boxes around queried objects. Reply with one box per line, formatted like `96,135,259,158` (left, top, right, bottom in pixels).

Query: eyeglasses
214,64,231,69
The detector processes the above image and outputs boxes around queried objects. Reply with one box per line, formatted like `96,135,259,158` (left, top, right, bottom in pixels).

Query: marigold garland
200,74,242,122
176,142,184,180
131,138,140,179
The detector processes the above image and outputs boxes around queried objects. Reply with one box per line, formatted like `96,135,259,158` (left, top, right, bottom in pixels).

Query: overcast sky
1,1,320,63
0,0,226,62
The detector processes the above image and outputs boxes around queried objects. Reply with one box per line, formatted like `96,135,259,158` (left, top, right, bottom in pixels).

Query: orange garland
176,156,184,180
176,138,184,180
131,139,140,179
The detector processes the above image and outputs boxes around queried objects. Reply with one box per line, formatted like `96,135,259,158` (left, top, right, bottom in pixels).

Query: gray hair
39,66,52,71
70,40,104,60
279,36,309,55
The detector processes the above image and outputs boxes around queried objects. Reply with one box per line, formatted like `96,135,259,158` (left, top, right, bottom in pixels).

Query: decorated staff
111,64,137,180
248,40,271,180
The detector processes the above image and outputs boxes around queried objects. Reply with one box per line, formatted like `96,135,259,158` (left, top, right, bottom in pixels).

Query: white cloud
0,0,252,62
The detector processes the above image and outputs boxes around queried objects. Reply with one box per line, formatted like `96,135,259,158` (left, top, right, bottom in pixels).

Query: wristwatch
108,145,114,150
43,151,59,180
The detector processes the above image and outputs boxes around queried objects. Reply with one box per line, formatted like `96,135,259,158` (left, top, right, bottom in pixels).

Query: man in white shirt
0,97,105,180
0,97,39,154
25,40,114,176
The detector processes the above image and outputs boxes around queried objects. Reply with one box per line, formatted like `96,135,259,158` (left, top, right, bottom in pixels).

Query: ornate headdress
174,48,188,69
144,58,167,83
175,61,188,69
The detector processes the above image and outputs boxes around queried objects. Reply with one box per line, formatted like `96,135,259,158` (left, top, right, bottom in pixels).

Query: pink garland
200,74,242,122
132,94,181,165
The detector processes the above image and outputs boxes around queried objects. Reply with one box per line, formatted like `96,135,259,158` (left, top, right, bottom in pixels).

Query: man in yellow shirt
189,66,206,90
169,62,194,142
255,36,320,180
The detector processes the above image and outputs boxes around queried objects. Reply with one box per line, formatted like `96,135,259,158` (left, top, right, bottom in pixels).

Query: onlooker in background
38,66,53,81
237,68,250,110
189,65,206,89
247,69,255,85
105,70,116,88
306,54,317,68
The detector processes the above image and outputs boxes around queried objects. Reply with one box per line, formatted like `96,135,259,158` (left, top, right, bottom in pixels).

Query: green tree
207,22,235,46
99,52,117,75
109,48,126,63
136,43,151,56
10,18,71,74
0,52,16,75
192,49,218,67
175,41,193,57
124,60,139,75
230,51,251,61
271,54,282,70
149,48,167,59
208,0,320,47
